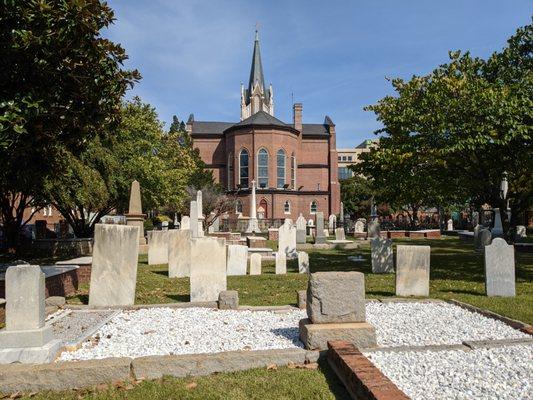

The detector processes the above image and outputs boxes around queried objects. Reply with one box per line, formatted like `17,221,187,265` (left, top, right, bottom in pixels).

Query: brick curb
327,341,409,400
446,299,533,335
0,348,319,394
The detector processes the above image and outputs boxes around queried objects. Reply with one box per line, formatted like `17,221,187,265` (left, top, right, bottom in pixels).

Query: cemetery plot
56,302,529,362
365,344,532,400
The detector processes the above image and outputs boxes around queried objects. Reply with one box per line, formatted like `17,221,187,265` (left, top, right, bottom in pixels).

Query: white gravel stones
365,344,533,400
59,307,306,361
58,302,529,362
366,302,528,347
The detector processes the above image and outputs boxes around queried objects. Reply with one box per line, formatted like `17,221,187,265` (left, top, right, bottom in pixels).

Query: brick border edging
327,341,409,400
0,347,320,394
446,299,533,336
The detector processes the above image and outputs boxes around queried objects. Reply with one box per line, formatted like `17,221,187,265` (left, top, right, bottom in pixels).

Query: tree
0,0,139,250
185,185,236,230
47,98,205,237
340,175,374,219
357,22,532,227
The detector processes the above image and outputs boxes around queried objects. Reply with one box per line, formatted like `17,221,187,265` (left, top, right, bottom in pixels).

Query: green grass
20,362,350,400
67,237,533,324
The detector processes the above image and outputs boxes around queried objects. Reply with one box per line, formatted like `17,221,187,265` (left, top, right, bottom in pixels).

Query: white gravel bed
59,307,306,361
58,302,528,361
365,344,533,400
365,302,529,347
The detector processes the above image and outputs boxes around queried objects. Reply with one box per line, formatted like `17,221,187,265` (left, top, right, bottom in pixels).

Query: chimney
293,103,302,132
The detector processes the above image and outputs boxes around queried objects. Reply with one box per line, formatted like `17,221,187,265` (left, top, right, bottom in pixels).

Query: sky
105,0,531,148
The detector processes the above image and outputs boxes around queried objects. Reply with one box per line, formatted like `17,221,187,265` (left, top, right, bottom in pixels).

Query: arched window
239,149,249,187
257,149,269,188
277,149,286,188
235,200,243,214
290,153,296,189
227,152,233,190
284,200,291,214
310,200,318,214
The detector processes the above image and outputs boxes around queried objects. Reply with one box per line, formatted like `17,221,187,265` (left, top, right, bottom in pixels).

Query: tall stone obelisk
246,180,261,233
125,180,146,246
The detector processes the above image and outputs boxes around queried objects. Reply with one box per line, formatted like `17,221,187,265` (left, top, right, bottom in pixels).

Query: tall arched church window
310,200,318,214
277,149,286,189
239,149,249,188
257,149,269,188
227,152,233,190
290,153,296,189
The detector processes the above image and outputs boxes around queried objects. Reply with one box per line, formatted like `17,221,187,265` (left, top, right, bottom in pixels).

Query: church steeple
241,29,274,120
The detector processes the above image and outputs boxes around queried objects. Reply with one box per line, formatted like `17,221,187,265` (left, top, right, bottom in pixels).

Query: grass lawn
21,362,350,400
67,237,533,324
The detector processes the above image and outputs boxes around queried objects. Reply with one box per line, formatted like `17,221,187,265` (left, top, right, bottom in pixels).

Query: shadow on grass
165,294,190,302
152,270,169,277
367,290,395,297
443,288,484,296
319,358,352,400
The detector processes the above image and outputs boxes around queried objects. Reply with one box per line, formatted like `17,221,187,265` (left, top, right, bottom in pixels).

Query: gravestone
125,180,146,245
168,229,191,278
227,245,248,276
314,212,326,244
306,271,365,323
491,208,504,238
278,219,297,256
180,215,190,230
473,224,482,248
335,228,345,241
484,238,515,297
250,253,262,275
190,237,227,302
196,190,204,237
472,211,480,226
275,251,287,274
395,245,430,297
447,219,453,231
0,265,62,364
298,251,309,273
190,201,199,238
371,237,393,273
208,215,220,233
367,220,380,239
296,214,307,244
89,224,140,307
354,219,365,233
328,214,337,234
479,229,492,251
147,230,169,265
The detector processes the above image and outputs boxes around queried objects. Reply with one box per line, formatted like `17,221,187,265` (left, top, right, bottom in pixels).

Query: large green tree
356,22,532,226
47,98,206,237
0,0,139,249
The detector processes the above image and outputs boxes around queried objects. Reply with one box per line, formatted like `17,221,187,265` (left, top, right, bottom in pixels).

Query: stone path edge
327,340,410,400
0,348,320,394
446,299,533,335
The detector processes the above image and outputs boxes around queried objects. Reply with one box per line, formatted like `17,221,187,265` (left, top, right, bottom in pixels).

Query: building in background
188,31,340,222
337,139,377,180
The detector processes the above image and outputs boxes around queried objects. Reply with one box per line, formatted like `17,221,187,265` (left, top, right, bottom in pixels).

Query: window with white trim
277,149,286,189
239,149,249,187
257,148,269,188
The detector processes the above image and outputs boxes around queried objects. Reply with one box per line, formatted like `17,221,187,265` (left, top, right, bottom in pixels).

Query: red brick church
187,31,340,222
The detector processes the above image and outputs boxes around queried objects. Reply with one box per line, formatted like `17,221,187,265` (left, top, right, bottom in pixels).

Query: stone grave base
0,339,62,364
0,326,54,348
299,318,377,350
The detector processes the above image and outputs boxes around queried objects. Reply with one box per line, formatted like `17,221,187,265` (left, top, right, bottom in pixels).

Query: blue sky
105,0,531,148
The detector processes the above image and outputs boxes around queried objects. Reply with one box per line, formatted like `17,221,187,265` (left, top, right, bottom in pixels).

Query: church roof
234,110,287,127
190,113,332,136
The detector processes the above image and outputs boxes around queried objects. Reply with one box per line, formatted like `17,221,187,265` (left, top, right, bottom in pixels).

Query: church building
187,32,340,222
